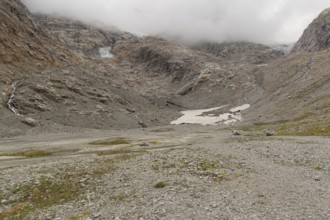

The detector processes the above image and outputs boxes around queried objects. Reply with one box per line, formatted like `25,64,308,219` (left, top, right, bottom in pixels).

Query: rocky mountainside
0,1,176,136
34,15,256,107
0,0,77,136
0,1,256,137
247,8,330,134
33,14,134,58
0,0,75,65
193,41,285,65
292,8,330,53
244,49,330,135
0,0,329,137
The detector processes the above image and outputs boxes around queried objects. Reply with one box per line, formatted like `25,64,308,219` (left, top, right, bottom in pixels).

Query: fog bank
22,0,330,45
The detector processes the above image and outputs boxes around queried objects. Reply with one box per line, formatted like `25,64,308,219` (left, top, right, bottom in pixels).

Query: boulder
21,117,38,127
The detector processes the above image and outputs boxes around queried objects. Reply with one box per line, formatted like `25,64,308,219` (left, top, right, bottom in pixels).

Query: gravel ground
0,126,329,220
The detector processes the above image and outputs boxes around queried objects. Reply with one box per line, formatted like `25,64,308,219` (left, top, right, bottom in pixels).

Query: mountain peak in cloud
22,0,330,45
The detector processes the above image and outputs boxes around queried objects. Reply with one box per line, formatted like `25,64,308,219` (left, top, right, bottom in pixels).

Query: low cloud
22,0,330,45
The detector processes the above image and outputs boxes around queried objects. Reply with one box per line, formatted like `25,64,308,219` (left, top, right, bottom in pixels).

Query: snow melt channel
99,47,114,58
7,81,20,116
171,104,250,126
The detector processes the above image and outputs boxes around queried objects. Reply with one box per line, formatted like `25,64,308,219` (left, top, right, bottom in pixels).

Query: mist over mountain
22,0,330,45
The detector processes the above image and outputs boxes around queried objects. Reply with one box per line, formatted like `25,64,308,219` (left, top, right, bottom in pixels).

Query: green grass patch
0,150,52,158
148,140,160,145
96,147,148,156
198,159,218,171
0,155,136,219
70,215,80,220
276,122,330,136
0,177,83,220
89,138,130,146
239,116,329,137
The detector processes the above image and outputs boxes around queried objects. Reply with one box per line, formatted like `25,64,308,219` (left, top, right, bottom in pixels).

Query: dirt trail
0,125,218,168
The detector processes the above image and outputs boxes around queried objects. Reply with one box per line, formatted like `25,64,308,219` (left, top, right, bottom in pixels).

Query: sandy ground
0,125,329,219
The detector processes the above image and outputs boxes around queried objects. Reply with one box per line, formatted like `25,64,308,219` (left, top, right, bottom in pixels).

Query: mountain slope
292,8,330,53
243,47,330,135
0,0,178,136
0,0,76,65
246,8,330,135
32,14,257,109
193,41,285,65
0,0,329,137
0,1,255,137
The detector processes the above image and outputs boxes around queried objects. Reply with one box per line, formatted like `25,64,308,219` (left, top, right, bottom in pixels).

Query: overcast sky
22,0,330,45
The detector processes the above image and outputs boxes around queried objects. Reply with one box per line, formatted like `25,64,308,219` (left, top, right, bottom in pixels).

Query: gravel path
0,126,329,219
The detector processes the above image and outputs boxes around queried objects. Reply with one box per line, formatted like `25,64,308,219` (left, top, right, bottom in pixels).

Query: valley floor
0,125,329,219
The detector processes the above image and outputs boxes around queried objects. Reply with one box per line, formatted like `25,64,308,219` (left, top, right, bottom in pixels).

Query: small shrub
154,181,166,188
314,166,322,171
198,159,218,171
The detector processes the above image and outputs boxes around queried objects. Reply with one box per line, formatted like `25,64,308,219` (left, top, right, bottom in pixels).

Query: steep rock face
292,8,330,53
0,0,68,136
114,37,202,82
0,0,74,65
112,36,256,109
193,41,284,64
35,15,256,109
33,14,134,58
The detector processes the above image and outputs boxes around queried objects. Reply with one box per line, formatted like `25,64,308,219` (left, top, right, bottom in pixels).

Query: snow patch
171,104,250,126
230,104,251,112
99,47,114,58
